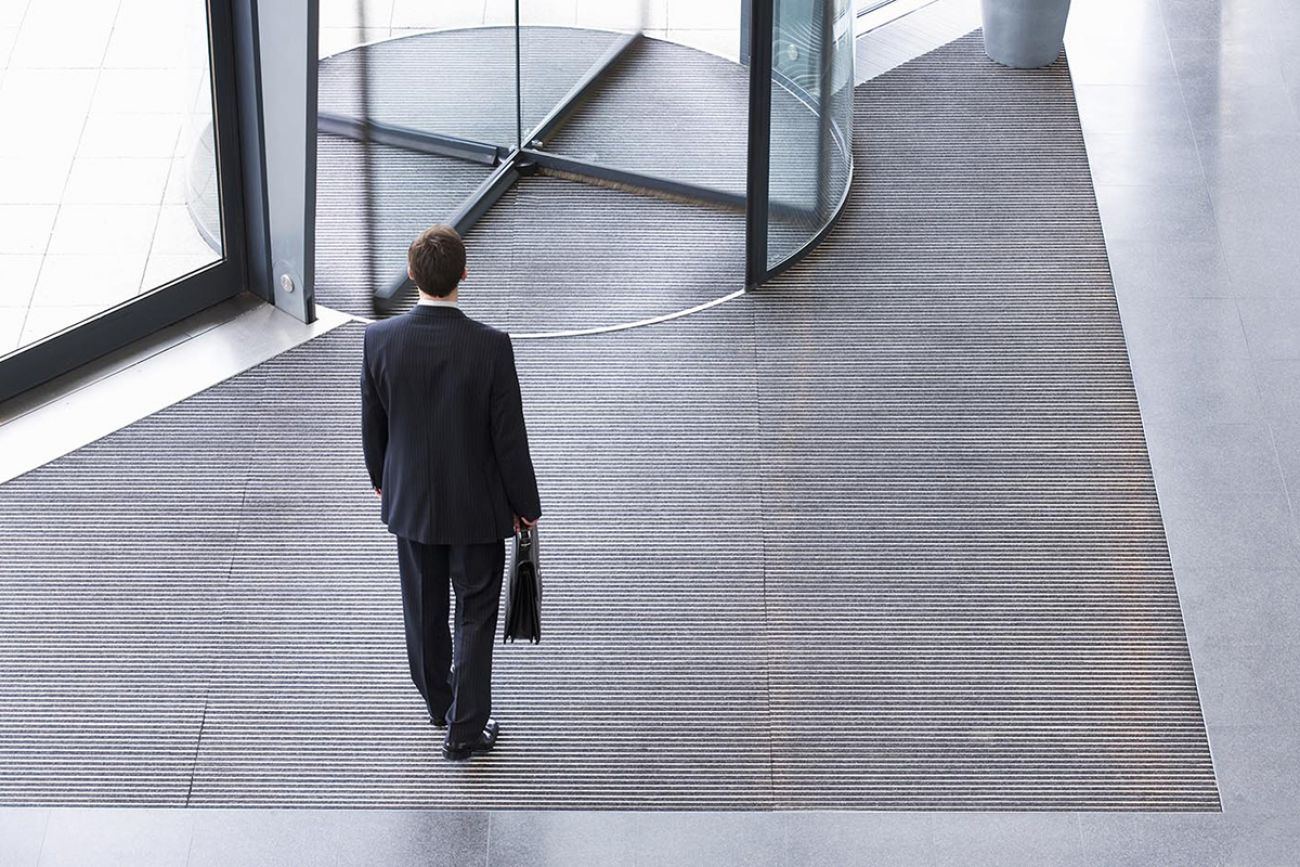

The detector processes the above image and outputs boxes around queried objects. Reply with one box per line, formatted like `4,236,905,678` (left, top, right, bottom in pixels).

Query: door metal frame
747,0,855,286
235,0,318,323
745,0,776,287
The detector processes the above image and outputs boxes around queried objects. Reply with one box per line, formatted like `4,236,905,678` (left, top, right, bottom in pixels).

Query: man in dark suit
360,225,541,761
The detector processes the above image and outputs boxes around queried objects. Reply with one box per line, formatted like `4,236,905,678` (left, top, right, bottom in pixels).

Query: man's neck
417,289,458,305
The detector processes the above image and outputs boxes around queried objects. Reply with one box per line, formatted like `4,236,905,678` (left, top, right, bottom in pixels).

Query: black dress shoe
428,709,448,729
443,718,499,761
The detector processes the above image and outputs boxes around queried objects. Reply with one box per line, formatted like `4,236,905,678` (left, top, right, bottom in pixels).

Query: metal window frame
0,0,250,405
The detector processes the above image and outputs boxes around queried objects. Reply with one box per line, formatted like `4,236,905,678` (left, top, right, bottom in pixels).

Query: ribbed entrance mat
0,34,1218,809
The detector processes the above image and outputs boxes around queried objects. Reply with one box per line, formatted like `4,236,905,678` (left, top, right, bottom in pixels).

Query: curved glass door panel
316,2,655,154
766,0,854,270
537,1,750,201
316,18,521,150
315,0,858,309
516,6,641,153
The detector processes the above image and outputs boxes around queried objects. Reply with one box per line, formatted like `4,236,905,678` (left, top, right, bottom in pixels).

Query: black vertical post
231,0,318,322
745,0,774,288
232,0,271,304
303,0,319,323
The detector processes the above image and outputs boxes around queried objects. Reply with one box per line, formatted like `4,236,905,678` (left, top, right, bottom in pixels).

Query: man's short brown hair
408,225,466,297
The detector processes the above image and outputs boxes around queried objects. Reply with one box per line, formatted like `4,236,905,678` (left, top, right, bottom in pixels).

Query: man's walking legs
396,538,454,721
446,541,505,743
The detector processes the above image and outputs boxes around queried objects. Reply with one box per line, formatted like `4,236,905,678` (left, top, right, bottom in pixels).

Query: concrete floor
1,0,1299,863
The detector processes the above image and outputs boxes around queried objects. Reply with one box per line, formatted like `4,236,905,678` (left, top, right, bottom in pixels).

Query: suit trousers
395,537,505,742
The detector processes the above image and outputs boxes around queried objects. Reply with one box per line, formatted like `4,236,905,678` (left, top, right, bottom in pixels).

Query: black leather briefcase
503,525,542,644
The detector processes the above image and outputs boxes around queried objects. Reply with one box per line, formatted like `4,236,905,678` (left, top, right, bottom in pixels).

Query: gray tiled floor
3,0,1300,863
1070,0,1300,858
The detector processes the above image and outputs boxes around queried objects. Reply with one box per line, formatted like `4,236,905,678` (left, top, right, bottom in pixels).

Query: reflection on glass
518,0,649,151
315,2,656,155
541,1,750,198
317,23,521,149
313,0,849,301
0,0,220,358
767,0,854,269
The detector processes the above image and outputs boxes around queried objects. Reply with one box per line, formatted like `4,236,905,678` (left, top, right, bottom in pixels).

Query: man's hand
513,515,539,533
374,488,382,498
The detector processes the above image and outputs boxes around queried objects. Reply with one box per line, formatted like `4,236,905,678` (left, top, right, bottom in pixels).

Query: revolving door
316,0,854,311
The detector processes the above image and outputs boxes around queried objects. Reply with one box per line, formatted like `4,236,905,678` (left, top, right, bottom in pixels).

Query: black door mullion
746,0,775,287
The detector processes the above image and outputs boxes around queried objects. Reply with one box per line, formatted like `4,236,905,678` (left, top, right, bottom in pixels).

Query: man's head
407,224,467,298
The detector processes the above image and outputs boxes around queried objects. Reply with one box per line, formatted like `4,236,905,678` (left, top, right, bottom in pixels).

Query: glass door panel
516,0,645,152
317,1,520,151
765,0,854,269
535,0,751,200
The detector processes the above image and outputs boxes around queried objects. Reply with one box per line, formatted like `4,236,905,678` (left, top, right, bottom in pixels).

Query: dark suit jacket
361,305,541,545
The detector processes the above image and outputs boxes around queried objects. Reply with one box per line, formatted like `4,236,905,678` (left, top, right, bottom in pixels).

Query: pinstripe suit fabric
361,304,541,739
360,304,541,544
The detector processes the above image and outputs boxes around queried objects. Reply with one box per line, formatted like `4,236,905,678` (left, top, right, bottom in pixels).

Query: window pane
0,0,222,356
539,1,750,201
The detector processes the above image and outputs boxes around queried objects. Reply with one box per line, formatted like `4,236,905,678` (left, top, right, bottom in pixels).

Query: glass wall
764,0,855,271
0,0,225,359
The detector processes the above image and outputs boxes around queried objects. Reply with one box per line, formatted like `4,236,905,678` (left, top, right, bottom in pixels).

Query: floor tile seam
1171,26,1300,128
132,122,187,299
11,4,121,348
183,458,255,809
31,804,51,867
1159,0,1249,313
1257,407,1300,556
746,295,779,813
1220,244,1300,547
1162,3,1290,587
